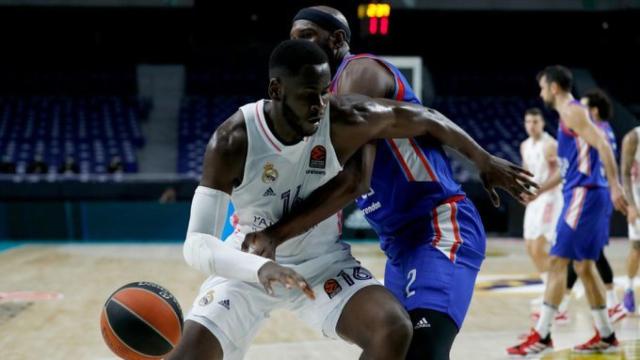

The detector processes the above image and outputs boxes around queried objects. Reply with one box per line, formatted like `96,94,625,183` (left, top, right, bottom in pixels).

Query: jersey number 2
406,269,416,298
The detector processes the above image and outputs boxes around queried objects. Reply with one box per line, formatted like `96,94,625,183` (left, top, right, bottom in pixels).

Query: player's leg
336,285,412,360
530,235,549,274
571,188,618,352
401,198,483,360
405,309,458,360
169,277,271,360
293,262,412,360
624,235,640,313
166,321,223,360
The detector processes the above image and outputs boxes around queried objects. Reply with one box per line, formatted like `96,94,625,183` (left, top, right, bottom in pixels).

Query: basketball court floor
1,238,638,359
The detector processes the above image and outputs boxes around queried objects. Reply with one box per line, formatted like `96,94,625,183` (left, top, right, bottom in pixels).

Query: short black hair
584,88,613,120
269,39,328,77
537,65,573,91
525,107,544,118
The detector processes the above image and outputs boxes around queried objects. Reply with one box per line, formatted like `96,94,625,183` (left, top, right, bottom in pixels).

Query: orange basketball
100,282,183,360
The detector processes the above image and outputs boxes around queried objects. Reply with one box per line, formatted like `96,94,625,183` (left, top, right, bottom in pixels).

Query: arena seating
0,95,147,175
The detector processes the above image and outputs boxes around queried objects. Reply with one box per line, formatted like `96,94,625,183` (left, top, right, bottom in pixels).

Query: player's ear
268,78,282,101
330,30,347,50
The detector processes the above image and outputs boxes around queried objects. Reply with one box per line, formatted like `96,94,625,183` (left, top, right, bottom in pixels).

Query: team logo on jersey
309,145,326,169
263,187,276,197
324,279,342,299
261,162,278,183
217,299,230,310
198,290,215,306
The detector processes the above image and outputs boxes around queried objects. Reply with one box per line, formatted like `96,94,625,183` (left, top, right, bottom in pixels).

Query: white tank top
522,132,561,201
226,100,349,274
631,127,640,191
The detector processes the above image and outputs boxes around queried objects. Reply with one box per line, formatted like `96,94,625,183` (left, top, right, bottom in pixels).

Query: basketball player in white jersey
621,126,640,314
167,40,536,360
520,108,562,291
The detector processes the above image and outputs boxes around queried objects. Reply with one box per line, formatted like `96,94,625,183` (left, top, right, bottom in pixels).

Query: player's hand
610,183,629,216
521,192,538,205
479,155,539,207
257,262,315,300
627,205,639,225
241,231,277,260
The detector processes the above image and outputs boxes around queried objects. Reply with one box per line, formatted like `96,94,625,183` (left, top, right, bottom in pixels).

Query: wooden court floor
0,239,638,360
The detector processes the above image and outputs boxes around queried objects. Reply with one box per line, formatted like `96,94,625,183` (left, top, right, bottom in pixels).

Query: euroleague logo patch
324,279,342,299
309,145,326,169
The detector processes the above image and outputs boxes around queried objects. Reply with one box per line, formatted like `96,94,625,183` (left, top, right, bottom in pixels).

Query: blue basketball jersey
557,100,608,193
331,54,465,259
596,120,617,160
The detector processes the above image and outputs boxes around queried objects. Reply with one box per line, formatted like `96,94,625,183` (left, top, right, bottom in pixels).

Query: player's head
268,39,331,138
524,108,545,138
580,89,613,121
536,65,573,109
290,6,351,68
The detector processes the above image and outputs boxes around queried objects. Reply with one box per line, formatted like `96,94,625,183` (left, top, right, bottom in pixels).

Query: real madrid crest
199,290,215,306
262,162,278,184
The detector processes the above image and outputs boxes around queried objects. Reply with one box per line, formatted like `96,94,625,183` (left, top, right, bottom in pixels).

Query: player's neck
332,49,350,74
263,100,303,145
531,133,543,141
554,93,574,111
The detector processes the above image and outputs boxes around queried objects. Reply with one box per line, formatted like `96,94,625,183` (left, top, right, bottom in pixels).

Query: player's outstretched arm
563,105,628,215
183,111,314,299
621,130,639,222
332,96,539,206
242,145,375,259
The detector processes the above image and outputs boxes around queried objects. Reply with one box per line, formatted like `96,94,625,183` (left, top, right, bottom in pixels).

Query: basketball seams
102,307,154,359
110,297,178,348
127,287,183,332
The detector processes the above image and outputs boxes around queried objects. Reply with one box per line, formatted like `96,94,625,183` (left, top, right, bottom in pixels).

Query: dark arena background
1,1,639,359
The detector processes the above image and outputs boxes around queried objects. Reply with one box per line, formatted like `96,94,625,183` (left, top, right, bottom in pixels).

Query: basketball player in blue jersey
169,40,535,360
241,6,536,359
508,66,628,356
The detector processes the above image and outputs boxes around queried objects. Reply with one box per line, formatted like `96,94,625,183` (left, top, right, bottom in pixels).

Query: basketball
100,282,183,360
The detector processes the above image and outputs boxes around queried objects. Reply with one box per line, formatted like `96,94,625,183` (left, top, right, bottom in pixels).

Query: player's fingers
512,173,539,189
295,276,315,300
486,187,500,207
240,239,249,252
509,164,534,177
262,280,275,296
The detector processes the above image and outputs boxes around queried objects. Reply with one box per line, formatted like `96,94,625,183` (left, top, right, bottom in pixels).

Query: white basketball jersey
631,127,640,199
522,132,554,184
226,99,349,273
522,132,561,201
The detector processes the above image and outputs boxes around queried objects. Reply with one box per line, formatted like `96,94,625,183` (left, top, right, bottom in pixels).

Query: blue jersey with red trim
331,54,465,258
596,120,617,160
557,101,608,193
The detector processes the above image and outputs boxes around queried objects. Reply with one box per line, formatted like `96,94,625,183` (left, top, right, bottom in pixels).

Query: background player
520,108,561,308
508,66,628,356
621,125,640,314
242,6,537,360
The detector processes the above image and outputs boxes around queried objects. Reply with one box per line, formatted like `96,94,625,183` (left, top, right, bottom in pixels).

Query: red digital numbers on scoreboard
358,3,391,36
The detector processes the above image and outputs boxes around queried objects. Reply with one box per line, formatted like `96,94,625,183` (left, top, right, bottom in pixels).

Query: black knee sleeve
567,260,578,290
406,309,459,360
596,250,614,285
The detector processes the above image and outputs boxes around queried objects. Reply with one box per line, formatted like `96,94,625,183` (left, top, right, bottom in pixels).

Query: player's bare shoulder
207,110,248,158
200,110,248,190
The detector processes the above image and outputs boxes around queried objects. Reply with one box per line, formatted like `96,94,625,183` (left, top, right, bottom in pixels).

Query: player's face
581,97,599,120
538,76,554,108
524,114,544,137
281,63,331,137
290,20,334,58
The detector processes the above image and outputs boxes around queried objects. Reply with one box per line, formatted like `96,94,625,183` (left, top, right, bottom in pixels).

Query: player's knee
369,306,413,350
632,241,640,252
573,260,594,277
549,256,568,271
